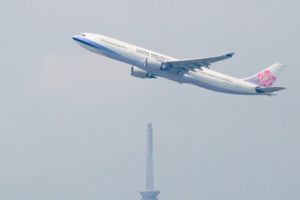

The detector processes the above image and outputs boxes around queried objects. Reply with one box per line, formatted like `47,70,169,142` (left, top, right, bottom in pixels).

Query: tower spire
140,123,160,200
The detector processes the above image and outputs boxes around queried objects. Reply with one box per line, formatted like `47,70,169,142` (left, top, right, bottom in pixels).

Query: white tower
140,123,160,200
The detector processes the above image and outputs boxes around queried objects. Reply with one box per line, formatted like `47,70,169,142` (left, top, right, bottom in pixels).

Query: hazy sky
1,0,299,200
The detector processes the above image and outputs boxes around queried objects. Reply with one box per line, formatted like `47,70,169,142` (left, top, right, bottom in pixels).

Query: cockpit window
80,33,86,37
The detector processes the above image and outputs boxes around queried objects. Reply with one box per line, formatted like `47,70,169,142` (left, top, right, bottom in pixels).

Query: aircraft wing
162,52,234,73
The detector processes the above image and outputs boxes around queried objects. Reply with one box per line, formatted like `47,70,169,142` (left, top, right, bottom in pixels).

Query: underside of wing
162,52,234,74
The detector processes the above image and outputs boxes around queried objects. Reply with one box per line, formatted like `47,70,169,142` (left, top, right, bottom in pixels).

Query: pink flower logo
257,70,276,87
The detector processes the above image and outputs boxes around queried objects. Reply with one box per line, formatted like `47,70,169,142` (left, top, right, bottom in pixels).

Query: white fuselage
73,33,259,95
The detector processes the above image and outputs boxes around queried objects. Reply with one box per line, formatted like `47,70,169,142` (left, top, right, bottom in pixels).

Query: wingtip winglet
226,52,235,57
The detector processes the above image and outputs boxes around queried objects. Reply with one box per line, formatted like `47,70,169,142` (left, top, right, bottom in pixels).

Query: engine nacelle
143,58,162,70
131,67,156,79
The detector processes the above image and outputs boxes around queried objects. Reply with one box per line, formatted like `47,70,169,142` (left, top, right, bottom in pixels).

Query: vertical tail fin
244,63,286,87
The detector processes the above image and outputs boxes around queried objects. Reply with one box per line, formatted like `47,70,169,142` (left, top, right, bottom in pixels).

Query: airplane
72,33,286,95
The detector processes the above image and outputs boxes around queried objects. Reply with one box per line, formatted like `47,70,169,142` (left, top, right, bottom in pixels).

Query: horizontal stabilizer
255,87,286,93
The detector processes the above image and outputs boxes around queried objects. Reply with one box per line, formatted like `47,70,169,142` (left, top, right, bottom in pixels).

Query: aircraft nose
73,33,87,42
72,34,85,43
72,34,80,41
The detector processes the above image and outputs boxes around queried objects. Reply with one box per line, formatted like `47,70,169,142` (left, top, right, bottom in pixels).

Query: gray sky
0,0,299,199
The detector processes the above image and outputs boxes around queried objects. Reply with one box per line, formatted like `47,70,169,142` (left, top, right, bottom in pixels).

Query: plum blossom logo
257,70,276,87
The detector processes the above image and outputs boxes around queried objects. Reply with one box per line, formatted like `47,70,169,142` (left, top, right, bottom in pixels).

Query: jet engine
143,58,162,70
131,67,156,79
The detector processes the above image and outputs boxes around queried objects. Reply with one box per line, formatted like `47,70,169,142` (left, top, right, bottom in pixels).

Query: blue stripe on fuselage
73,36,120,57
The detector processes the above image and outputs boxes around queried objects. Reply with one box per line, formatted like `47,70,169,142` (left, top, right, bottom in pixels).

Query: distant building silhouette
140,123,160,200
